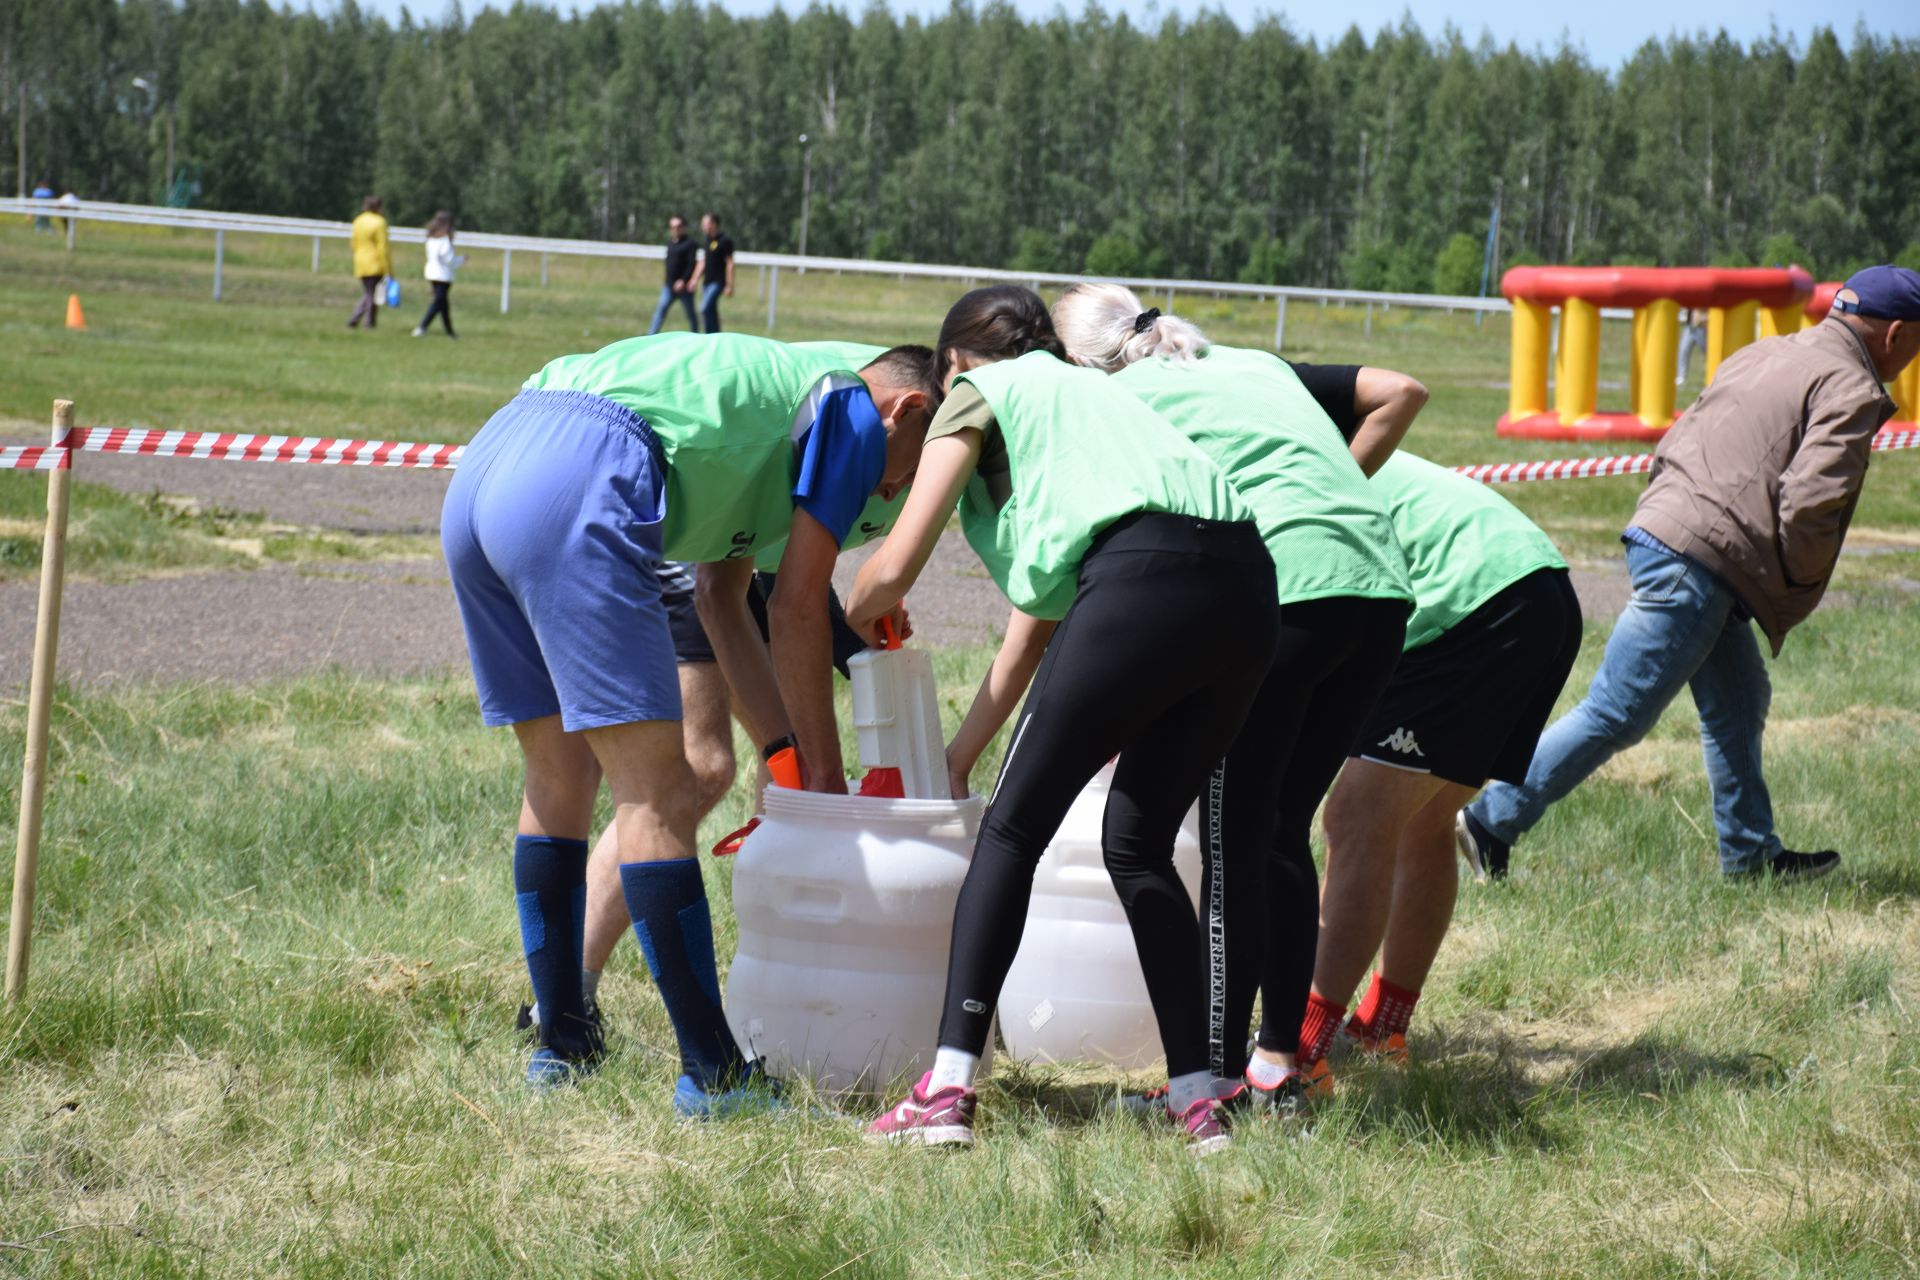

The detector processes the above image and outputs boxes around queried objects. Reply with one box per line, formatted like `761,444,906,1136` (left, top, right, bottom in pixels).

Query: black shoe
1739,849,1841,882
1456,808,1510,880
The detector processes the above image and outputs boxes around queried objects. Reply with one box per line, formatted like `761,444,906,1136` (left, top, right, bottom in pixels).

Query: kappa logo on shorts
1377,727,1425,757
725,529,756,559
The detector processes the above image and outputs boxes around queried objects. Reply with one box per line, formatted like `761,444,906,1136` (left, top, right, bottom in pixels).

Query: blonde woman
1052,283,1414,1108
1056,284,1580,1090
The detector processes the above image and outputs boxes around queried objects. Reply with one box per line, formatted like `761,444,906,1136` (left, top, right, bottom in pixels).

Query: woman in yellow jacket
347,195,392,329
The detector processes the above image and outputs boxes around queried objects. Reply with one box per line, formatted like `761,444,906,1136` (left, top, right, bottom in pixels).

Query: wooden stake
6,400,74,1002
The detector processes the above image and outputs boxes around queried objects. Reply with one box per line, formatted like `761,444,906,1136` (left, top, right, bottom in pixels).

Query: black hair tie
1133,308,1161,334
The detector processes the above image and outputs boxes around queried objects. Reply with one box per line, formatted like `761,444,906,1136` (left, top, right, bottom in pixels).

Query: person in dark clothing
648,215,699,334
690,212,736,333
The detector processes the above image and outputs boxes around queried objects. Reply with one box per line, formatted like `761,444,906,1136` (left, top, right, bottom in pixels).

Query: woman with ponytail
1051,282,1416,1109
848,286,1280,1154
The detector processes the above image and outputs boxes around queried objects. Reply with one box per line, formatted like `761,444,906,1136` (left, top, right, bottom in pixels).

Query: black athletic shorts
658,560,864,678
1353,568,1582,788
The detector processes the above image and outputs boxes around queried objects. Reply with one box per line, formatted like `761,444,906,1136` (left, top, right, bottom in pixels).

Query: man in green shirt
442,333,936,1109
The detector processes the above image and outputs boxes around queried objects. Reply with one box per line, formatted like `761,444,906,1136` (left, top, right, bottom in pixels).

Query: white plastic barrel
726,785,990,1094
997,762,1204,1070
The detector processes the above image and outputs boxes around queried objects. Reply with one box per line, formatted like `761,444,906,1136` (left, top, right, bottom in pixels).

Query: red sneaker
866,1072,976,1147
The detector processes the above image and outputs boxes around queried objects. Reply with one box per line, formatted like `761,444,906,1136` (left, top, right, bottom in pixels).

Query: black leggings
419,281,455,335
1191,595,1409,1072
937,513,1280,1077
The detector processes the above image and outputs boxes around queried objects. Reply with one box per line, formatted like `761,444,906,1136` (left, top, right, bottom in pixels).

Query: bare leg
585,716,749,1086
1307,760,1449,1010
583,663,736,972
513,714,600,838
1376,782,1477,991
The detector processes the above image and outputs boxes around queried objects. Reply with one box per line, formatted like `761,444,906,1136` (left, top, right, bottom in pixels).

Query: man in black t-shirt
647,214,699,334
690,211,736,333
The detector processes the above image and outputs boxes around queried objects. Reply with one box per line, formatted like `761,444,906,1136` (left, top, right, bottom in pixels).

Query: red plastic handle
878,614,902,651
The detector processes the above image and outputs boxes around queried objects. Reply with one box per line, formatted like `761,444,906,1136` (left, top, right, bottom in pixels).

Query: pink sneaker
1170,1095,1232,1156
866,1072,977,1147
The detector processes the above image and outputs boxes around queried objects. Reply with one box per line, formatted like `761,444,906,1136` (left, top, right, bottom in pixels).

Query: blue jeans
647,285,697,334
699,282,724,333
1468,542,1781,874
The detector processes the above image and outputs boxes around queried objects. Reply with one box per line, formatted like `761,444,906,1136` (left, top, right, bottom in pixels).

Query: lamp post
797,133,813,272
131,76,174,199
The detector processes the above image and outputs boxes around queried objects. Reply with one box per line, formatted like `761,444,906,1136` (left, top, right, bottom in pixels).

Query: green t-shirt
522,332,862,562
791,339,887,367
933,353,1252,619
1113,346,1413,607
1371,452,1567,650
754,340,900,569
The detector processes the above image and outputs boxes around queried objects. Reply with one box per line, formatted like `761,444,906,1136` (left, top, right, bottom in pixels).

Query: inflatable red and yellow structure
1497,265,1919,441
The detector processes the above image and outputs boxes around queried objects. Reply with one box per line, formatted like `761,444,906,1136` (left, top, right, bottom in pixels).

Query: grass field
2,221,1919,1276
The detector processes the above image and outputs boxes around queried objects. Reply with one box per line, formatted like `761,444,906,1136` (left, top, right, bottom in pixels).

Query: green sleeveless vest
954,352,1252,619
522,332,859,562
1114,346,1413,607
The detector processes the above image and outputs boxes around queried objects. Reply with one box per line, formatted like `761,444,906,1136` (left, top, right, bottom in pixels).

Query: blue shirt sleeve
793,385,888,546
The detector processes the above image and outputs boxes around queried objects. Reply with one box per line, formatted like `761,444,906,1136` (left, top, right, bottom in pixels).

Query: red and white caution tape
0,442,73,471
1454,427,1919,485
0,427,463,471
4,425,1916,482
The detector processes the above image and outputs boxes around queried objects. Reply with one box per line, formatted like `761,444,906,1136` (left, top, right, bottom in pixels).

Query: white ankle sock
1246,1057,1291,1089
927,1047,979,1094
1166,1070,1215,1113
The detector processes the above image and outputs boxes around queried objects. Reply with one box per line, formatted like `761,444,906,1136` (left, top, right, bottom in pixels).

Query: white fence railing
5,197,1516,344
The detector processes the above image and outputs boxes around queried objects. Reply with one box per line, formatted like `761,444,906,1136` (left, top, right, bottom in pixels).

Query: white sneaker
411,327,425,337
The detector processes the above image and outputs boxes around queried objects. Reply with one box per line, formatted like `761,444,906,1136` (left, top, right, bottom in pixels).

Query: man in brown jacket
1458,265,1920,881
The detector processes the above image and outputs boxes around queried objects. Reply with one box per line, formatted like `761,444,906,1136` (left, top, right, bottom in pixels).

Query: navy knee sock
619,857,747,1088
513,835,599,1060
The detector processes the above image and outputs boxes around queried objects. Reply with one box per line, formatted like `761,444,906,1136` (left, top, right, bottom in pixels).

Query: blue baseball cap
1836,266,1920,321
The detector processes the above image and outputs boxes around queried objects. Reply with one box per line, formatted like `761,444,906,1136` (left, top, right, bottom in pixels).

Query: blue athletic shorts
441,389,682,730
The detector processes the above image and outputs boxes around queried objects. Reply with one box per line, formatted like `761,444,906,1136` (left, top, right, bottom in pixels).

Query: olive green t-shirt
1371,452,1568,650
1113,346,1412,607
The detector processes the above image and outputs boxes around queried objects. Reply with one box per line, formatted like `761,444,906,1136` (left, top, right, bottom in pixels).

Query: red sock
1351,972,1420,1039
1298,993,1348,1066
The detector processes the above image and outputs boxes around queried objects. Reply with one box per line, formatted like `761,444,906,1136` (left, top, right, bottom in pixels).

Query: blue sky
345,0,1917,69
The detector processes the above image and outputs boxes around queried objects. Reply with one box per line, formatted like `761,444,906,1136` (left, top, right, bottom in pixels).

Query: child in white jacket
414,211,465,338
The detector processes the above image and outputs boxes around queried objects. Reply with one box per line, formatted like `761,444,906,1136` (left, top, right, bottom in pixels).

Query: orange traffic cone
65,294,86,331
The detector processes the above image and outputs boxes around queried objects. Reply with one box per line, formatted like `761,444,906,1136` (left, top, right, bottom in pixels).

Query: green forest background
9,0,1920,290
